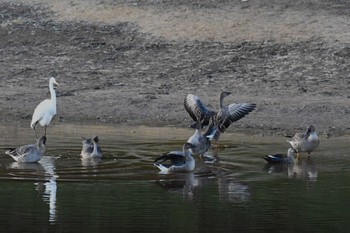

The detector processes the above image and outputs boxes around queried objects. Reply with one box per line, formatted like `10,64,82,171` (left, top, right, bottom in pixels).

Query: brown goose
184,92,256,142
287,125,320,158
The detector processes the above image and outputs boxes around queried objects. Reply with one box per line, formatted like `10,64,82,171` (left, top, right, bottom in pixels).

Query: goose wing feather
154,151,186,166
6,144,35,157
217,103,256,132
184,94,214,123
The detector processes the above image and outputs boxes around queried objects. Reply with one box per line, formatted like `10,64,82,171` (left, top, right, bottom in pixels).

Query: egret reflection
6,157,58,224
39,156,58,224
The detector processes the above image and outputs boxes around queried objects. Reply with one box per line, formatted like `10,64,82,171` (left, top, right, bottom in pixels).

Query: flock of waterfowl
4,77,320,173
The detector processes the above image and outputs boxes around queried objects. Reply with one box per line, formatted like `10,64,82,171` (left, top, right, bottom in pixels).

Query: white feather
30,77,58,130
154,163,171,174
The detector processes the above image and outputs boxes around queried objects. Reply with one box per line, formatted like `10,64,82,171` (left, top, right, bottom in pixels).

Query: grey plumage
185,92,256,142
154,143,196,172
81,136,102,159
187,122,211,156
5,136,47,162
288,125,319,157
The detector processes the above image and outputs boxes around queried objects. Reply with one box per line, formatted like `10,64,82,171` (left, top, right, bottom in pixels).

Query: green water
0,124,349,233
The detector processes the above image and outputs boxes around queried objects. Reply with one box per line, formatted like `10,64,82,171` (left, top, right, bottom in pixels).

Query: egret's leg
33,127,38,140
44,126,47,136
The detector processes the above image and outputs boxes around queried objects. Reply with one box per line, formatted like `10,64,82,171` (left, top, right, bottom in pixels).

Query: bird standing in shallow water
287,125,320,158
154,143,196,173
184,91,256,143
187,122,212,157
5,136,47,163
80,136,103,159
30,77,58,139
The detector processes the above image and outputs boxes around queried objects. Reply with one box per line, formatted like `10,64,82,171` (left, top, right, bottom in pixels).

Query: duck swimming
154,143,195,173
80,136,102,159
287,125,319,158
5,136,46,163
263,148,296,164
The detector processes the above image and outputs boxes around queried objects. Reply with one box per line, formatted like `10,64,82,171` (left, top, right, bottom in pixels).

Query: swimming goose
31,77,58,139
5,136,47,162
80,136,102,159
287,125,319,158
263,148,296,164
187,122,212,156
184,92,256,142
154,143,195,173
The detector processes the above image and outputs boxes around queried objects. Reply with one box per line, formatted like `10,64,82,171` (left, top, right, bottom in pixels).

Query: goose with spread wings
184,91,256,142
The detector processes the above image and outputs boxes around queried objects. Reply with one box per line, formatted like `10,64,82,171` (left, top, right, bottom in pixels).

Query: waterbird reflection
156,172,200,200
6,156,58,224
81,157,103,167
217,176,251,203
39,156,58,224
264,156,318,182
288,157,318,182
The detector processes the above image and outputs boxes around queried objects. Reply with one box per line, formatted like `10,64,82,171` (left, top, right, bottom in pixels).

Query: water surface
0,124,349,233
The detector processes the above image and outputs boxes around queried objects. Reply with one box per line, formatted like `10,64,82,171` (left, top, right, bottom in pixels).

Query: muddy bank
0,1,349,137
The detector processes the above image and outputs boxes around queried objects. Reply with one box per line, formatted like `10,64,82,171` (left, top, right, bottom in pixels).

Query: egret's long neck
49,82,56,102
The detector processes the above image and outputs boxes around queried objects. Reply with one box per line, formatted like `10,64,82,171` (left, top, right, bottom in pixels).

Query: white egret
30,77,58,138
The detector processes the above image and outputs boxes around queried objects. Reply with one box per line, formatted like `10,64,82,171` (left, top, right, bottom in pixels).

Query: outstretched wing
184,94,214,124
217,103,256,132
